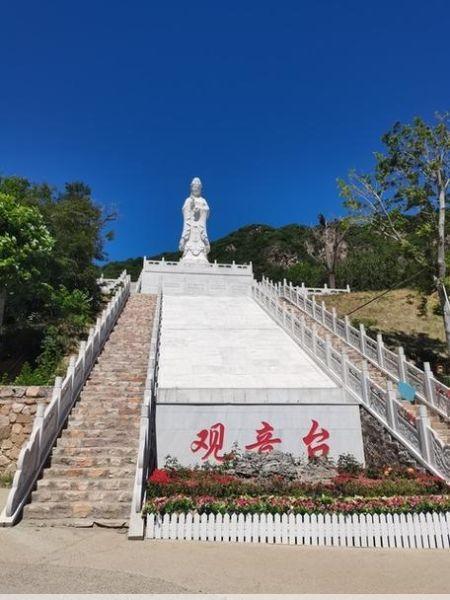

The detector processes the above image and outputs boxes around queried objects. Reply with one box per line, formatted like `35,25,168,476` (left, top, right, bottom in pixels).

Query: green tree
339,114,450,353
0,193,54,332
306,215,350,288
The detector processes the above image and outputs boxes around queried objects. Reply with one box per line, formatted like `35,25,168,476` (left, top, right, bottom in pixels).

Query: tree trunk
436,182,450,355
328,272,336,289
0,287,5,336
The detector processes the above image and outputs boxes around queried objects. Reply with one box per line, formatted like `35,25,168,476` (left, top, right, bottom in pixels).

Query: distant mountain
100,224,313,282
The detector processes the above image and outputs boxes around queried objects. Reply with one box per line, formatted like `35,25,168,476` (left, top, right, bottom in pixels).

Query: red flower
149,469,171,484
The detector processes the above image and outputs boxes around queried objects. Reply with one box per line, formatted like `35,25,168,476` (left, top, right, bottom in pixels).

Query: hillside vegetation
101,222,424,292
324,289,447,371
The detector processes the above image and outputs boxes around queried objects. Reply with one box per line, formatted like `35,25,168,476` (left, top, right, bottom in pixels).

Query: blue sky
1,0,449,261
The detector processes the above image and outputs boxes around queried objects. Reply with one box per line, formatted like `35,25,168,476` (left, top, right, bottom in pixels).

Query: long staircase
23,294,156,527
280,295,450,445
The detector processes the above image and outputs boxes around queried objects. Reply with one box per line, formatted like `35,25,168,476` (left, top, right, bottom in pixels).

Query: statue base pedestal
140,258,254,296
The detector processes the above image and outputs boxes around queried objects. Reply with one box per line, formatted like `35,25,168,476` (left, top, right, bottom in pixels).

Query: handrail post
417,404,433,464
312,296,317,320
312,323,318,356
34,402,46,459
376,333,385,368
332,307,338,334
52,376,63,426
397,346,407,381
321,301,326,325
344,315,351,343
385,381,398,429
341,350,348,386
300,316,306,347
359,323,367,355
361,360,370,404
423,362,436,408
325,335,332,368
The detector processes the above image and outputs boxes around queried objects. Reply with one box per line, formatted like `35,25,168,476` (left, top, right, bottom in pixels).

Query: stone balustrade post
360,360,370,404
321,301,326,325
332,307,338,333
376,333,385,368
423,362,436,408
344,315,351,343
359,323,367,355
300,316,306,347
385,380,398,429
68,356,76,395
312,296,317,320
346,284,351,292
341,350,349,387
325,335,332,369
79,341,87,375
34,402,46,458
397,346,407,381
417,404,433,463
52,376,63,425
312,323,318,356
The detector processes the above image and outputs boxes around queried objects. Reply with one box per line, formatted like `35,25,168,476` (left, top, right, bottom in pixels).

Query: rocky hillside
101,224,313,282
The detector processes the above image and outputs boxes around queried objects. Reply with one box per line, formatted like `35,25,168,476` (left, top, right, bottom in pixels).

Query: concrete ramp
157,296,343,404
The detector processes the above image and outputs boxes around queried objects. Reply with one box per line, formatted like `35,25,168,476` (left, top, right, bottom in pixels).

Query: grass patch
322,288,447,371
0,473,13,488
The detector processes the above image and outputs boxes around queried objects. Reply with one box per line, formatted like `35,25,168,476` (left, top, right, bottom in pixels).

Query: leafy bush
13,286,92,385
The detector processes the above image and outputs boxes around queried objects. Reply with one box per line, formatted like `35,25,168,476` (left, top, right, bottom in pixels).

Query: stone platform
140,258,254,296
155,295,364,465
157,296,343,404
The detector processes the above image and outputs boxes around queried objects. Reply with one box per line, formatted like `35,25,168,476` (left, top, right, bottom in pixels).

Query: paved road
0,517,450,593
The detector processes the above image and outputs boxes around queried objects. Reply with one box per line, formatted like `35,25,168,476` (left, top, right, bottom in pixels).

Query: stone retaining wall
0,386,52,475
360,406,421,470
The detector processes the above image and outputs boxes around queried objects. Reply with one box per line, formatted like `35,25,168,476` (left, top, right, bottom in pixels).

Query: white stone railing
143,257,253,274
263,278,450,422
252,283,450,481
146,511,450,549
128,290,163,539
0,271,131,526
295,281,351,295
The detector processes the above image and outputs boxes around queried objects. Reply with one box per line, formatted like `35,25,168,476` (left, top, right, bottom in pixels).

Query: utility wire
345,266,430,316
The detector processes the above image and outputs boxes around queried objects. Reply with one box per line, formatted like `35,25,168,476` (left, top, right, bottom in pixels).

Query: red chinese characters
302,419,330,458
190,422,225,462
245,421,282,453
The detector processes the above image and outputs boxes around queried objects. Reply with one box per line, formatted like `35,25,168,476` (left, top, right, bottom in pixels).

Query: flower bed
145,493,450,516
145,459,450,517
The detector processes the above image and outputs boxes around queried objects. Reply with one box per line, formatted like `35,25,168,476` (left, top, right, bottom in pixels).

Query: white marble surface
157,295,343,403
156,403,365,465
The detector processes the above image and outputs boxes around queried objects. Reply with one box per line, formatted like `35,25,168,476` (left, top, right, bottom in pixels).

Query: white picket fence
146,511,450,549
273,277,450,421
0,271,131,526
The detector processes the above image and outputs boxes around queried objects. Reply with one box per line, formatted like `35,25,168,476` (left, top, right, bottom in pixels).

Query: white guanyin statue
179,177,210,263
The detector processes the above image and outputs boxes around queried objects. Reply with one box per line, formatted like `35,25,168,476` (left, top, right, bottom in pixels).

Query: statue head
190,177,202,198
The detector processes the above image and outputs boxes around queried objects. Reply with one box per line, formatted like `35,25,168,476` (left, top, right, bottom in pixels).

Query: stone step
23,500,132,520
41,465,135,478
52,446,136,458
70,407,140,419
37,477,131,491
57,434,134,447
22,292,157,527
50,455,136,468
32,488,132,503
66,418,139,430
